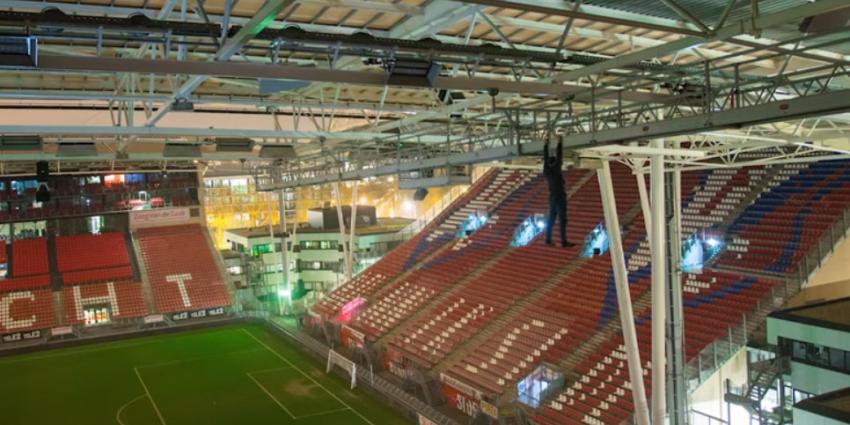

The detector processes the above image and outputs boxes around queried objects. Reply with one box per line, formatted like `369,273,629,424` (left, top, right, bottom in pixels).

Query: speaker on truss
799,6,850,34
387,60,441,87
36,183,50,203
413,188,429,201
36,161,49,182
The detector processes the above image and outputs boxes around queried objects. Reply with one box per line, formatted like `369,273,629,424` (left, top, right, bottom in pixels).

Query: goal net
327,349,357,389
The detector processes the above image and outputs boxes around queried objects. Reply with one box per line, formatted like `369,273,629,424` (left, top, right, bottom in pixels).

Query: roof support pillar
597,160,651,425
650,138,667,424
665,143,688,425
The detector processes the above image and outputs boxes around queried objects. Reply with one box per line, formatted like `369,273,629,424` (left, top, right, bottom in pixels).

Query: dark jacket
543,141,566,198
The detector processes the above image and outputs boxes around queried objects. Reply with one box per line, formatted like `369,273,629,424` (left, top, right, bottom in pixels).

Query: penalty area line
115,394,147,425
134,367,167,425
241,329,377,425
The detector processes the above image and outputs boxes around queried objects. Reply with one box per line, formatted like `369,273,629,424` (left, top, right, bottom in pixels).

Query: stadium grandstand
2,1,850,425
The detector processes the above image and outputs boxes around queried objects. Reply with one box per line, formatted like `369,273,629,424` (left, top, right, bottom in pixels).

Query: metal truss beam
547,0,850,84
0,125,453,142
0,91,429,114
453,0,704,36
34,55,664,100
483,15,775,69
389,0,479,39
0,0,421,24
264,86,850,188
146,0,295,126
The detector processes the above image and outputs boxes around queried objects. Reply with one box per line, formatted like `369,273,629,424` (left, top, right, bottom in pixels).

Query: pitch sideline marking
134,367,167,425
0,327,243,366
136,347,267,370
241,329,377,425
248,368,350,420
115,394,147,425
295,407,351,419
246,371,297,420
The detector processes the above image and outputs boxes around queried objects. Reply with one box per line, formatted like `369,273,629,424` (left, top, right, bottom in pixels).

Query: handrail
685,207,850,390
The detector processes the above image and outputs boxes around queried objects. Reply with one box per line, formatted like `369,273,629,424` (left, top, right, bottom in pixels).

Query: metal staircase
725,356,790,425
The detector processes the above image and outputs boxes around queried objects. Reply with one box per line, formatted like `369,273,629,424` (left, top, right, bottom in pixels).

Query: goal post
327,349,357,389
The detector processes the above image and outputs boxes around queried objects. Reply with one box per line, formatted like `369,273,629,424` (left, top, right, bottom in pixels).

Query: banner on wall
2,330,41,343
417,414,438,425
340,325,366,350
440,373,485,418
384,349,416,380
130,207,191,228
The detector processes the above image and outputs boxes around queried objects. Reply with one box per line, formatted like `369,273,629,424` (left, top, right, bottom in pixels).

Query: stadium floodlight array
327,349,357,390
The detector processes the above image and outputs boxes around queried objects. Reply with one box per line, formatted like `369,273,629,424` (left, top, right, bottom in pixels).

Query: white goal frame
327,349,357,389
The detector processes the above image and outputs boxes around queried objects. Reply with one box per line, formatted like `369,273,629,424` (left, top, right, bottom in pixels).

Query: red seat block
136,224,230,314
56,232,130,272
62,281,148,324
0,285,54,333
11,238,49,277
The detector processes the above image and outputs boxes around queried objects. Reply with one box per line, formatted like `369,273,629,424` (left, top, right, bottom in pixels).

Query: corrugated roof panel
583,0,810,26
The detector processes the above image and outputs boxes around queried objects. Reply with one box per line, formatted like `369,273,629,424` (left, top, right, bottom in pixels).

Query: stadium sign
51,326,74,336
480,400,499,419
440,373,487,418
384,349,416,380
340,325,365,349
417,414,438,425
143,314,165,324
172,307,226,321
2,329,41,343
130,207,191,227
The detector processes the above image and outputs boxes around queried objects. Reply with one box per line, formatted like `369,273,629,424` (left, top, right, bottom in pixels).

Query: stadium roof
1,0,850,181
795,387,850,423
225,217,412,237
769,296,850,331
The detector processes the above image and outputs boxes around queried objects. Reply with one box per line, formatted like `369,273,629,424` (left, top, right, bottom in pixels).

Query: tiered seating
62,280,147,325
680,166,769,235
533,271,780,425
56,232,134,284
352,171,566,339
56,232,129,272
718,160,850,273
313,169,533,319
136,224,230,313
10,238,49,277
0,276,54,333
436,165,643,394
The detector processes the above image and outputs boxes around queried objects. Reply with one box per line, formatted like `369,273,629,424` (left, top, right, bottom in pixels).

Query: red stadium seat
0,278,54,334
11,238,49,277
136,224,230,313
62,281,148,324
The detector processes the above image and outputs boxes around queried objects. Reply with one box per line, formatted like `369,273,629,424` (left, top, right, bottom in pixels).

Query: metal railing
684,275,799,390
262,316,459,425
685,207,850,390
796,207,850,284
397,183,470,241
690,410,729,425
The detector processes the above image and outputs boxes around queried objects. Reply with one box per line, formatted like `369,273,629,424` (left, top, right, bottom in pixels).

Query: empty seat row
136,224,230,314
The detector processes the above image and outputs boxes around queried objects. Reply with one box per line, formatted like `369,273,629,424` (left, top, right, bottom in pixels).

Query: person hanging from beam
543,136,575,248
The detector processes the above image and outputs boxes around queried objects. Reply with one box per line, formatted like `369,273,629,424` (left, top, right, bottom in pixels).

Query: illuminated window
84,306,111,326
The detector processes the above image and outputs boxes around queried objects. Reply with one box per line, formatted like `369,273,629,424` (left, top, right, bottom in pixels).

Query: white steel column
650,139,667,424
333,182,352,281
278,189,289,295
267,200,284,316
597,160,651,425
348,182,359,281
636,163,652,237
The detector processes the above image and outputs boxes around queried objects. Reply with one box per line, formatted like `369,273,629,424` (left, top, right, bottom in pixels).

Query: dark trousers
546,194,567,245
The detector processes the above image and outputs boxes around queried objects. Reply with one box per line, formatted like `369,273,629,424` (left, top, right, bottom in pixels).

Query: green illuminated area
0,325,408,425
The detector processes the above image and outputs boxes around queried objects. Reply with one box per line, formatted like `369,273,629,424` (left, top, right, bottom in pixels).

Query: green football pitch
0,324,410,425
